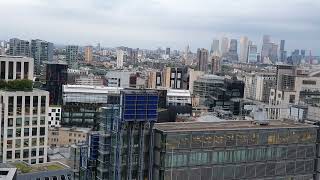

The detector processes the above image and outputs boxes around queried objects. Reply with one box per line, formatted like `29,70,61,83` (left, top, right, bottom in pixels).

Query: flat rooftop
11,161,68,174
154,120,317,133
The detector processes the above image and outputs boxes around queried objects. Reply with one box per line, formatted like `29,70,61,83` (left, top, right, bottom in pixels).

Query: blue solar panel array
122,92,159,122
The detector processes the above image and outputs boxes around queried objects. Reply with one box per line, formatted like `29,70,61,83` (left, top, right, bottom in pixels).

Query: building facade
197,48,208,72
154,120,318,180
66,45,79,67
48,106,61,128
8,38,30,57
84,46,93,64
48,127,90,147
30,39,53,75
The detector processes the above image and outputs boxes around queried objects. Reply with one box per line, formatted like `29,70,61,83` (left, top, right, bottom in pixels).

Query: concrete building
167,89,191,106
280,40,287,62
162,67,185,89
239,36,249,63
116,49,124,69
228,39,238,62
84,46,93,63
75,74,104,86
0,56,49,164
187,69,204,94
0,167,17,180
0,55,34,81
48,106,61,128
30,39,53,75
154,120,318,180
105,71,132,88
165,47,170,56
8,38,30,57
66,45,79,67
197,48,208,72
269,65,320,119
48,127,90,147
211,55,221,74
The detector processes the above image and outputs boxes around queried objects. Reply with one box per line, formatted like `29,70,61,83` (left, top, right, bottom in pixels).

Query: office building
197,48,208,72
45,61,68,105
0,167,16,180
187,69,204,94
239,36,249,63
116,50,124,69
75,74,104,86
280,40,287,62
210,39,220,55
1,161,72,180
84,46,93,63
97,89,159,180
193,74,225,105
8,38,30,57
162,67,186,89
247,45,258,63
211,56,221,74
165,47,170,56
228,39,238,62
30,39,53,75
66,45,79,67
154,120,318,180
105,71,132,88
263,35,271,44
167,89,191,106
0,55,34,81
0,56,49,164
220,37,229,55
48,127,90,147
62,85,122,129
48,106,61,128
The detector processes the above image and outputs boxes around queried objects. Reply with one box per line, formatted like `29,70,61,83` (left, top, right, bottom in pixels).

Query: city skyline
0,0,319,54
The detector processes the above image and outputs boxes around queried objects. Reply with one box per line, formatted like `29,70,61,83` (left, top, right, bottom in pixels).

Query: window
31,148,37,157
39,158,44,163
41,96,46,114
16,128,21,137
32,128,37,136
23,149,29,158
302,80,316,85
40,127,45,136
16,62,21,79
52,109,56,112
24,117,30,126
15,139,21,148
31,159,36,164
7,129,13,138
53,176,58,180
17,96,22,115
24,62,29,79
15,150,21,159
32,138,37,146
7,140,13,149
7,151,12,159
8,96,14,116
61,175,66,180
39,148,44,156
25,96,30,115
32,117,37,125
1,61,5,79
289,95,295,103
40,116,45,125
8,62,13,79
24,128,29,136
8,118,13,127
16,118,22,127
40,137,45,146
33,96,38,114
24,139,29,147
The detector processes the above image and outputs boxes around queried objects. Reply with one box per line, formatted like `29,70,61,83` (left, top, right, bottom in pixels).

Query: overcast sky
0,0,319,54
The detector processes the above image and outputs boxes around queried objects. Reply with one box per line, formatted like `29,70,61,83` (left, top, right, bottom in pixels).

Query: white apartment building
48,106,61,128
0,56,49,165
116,50,124,69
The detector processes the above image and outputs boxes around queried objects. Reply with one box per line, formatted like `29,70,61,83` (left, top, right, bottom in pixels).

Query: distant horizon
0,0,319,55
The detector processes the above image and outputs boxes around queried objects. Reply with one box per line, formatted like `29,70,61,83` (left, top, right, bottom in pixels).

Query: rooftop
167,89,191,97
154,120,316,133
1,161,69,174
63,85,122,94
